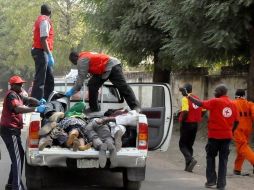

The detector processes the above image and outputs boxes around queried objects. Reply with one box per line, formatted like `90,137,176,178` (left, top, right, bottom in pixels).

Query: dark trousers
88,64,140,111
179,122,198,166
31,48,54,101
1,127,25,190
206,138,231,189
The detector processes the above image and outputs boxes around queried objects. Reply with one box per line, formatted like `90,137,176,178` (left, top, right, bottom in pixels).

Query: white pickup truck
25,81,173,190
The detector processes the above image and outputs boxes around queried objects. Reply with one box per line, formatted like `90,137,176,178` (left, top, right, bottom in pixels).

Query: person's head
214,84,228,98
69,51,79,65
235,89,245,99
9,75,26,93
41,4,51,16
183,83,192,93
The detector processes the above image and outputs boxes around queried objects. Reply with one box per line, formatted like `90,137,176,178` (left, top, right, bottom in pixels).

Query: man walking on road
31,4,55,101
181,84,238,190
232,89,254,175
65,51,140,112
0,75,45,190
178,83,202,172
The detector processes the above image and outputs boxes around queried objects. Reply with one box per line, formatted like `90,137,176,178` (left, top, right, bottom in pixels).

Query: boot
107,142,117,167
114,129,124,152
66,129,79,147
78,138,92,151
72,137,80,152
99,143,107,168
39,122,57,136
38,136,53,151
49,112,65,122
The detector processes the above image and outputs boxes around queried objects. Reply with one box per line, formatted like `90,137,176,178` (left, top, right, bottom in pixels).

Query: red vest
79,52,110,75
179,95,202,122
32,15,54,51
0,90,23,129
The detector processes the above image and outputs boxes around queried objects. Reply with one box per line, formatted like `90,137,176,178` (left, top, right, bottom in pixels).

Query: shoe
99,143,107,168
5,184,12,190
186,159,197,172
49,112,65,122
38,136,53,151
216,186,225,190
66,129,79,147
114,129,124,152
233,170,241,175
107,142,117,167
39,122,57,136
205,182,216,188
72,137,80,151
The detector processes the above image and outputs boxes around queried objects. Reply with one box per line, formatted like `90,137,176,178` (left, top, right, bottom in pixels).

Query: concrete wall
124,71,247,115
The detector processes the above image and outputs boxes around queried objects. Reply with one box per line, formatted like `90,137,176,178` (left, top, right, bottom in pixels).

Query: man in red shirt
31,4,55,101
65,51,140,112
178,83,202,172
181,84,238,190
0,76,45,190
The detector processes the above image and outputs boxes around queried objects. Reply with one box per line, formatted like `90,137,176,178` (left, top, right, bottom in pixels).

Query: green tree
88,0,171,82
155,0,254,100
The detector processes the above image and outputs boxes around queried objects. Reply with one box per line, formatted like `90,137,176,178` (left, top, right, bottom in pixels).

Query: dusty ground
164,117,254,189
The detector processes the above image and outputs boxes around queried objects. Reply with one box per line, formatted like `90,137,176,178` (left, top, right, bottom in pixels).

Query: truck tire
123,169,142,190
25,161,43,190
124,180,141,190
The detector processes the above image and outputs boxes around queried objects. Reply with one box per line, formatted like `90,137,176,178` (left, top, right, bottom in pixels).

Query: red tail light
28,120,40,148
138,122,148,150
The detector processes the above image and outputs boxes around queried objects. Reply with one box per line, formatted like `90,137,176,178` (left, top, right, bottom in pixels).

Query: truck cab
25,78,173,190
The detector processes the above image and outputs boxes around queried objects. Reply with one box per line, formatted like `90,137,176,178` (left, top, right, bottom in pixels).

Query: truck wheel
25,161,43,190
124,180,141,190
123,170,142,190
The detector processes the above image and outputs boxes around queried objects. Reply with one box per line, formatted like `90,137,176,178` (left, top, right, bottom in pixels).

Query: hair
183,83,192,93
215,84,228,96
41,4,51,16
235,89,245,98
69,51,79,62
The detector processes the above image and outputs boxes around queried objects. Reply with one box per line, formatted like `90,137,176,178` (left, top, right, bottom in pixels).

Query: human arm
179,87,203,107
72,58,89,92
180,97,189,122
40,20,54,66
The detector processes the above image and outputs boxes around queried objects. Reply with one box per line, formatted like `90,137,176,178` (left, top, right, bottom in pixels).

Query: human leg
2,134,25,190
44,65,54,101
179,123,197,170
217,139,231,189
87,75,105,111
109,65,140,110
205,139,218,187
31,48,47,100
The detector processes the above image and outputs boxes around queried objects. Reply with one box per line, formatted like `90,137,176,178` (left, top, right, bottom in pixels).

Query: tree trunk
152,50,171,83
247,26,254,101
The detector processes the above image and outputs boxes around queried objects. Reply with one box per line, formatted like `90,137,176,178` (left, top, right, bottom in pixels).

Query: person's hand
65,88,75,97
39,98,46,105
35,105,46,113
179,87,188,96
47,52,55,67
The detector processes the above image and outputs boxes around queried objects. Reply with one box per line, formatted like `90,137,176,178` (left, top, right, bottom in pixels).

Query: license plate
77,159,99,168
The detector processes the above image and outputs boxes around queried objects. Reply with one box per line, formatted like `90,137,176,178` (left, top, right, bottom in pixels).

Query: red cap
9,75,26,85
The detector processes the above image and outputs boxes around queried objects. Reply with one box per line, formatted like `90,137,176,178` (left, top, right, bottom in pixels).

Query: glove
35,105,46,113
179,87,188,96
65,88,75,97
39,98,46,105
47,52,55,67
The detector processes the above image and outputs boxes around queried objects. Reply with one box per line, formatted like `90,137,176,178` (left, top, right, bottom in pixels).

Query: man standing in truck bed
31,4,55,101
65,51,140,112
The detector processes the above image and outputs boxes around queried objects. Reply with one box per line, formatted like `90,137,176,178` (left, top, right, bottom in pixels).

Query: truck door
129,83,173,152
